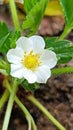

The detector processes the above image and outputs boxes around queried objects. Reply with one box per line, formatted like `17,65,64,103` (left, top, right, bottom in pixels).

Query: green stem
28,95,66,130
9,0,20,31
2,79,18,130
15,98,37,130
0,89,9,110
59,26,71,40
52,66,73,76
0,60,7,70
15,97,37,130
27,116,31,130
4,79,37,130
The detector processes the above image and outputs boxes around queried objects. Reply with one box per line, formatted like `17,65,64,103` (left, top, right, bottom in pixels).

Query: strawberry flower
7,35,57,83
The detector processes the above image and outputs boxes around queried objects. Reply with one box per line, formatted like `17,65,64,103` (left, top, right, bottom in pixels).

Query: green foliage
9,31,21,49
21,79,39,92
45,37,73,63
23,0,40,14
59,0,73,24
22,0,49,35
59,0,73,39
57,46,73,63
0,22,20,54
0,22,9,39
0,22,10,53
0,33,10,53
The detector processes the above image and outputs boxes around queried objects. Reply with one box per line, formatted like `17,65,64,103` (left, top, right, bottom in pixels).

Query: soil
0,4,73,130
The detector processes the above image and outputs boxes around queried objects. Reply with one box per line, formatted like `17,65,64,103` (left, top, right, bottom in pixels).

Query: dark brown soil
0,4,73,130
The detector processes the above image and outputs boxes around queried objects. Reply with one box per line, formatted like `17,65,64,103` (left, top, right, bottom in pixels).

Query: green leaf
59,0,73,24
21,79,39,92
0,22,20,53
22,0,49,35
44,37,70,52
0,22,9,39
57,46,73,63
57,57,72,64
0,33,10,53
0,22,10,53
44,37,73,63
59,0,73,39
9,31,21,49
24,0,40,14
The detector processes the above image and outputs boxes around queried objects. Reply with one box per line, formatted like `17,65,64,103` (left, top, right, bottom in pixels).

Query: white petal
10,64,24,78
40,50,57,69
29,35,45,52
35,65,51,83
11,64,37,82
23,69,37,83
16,36,33,52
7,48,24,64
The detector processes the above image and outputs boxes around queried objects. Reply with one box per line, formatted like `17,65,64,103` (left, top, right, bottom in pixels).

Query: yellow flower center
22,51,41,71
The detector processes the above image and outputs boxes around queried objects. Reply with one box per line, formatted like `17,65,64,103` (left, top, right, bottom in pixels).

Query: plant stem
15,98,37,130
27,116,31,130
15,97,37,130
27,95,66,130
0,60,7,70
2,79,18,130
52,66,73,76
4,79,37,130
59,26,71,40
0,89,9,110
9,0,20,31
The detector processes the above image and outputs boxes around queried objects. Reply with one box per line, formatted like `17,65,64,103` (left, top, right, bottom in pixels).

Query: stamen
22,51,41,71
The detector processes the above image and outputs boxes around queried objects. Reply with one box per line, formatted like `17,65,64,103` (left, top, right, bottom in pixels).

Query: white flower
7,35,57,83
